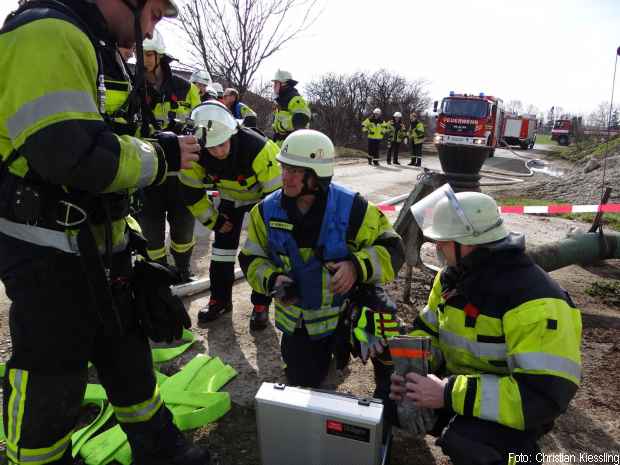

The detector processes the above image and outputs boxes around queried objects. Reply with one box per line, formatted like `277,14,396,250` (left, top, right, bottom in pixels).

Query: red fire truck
433,92,505,156
551,118,576,146
502,113,537,149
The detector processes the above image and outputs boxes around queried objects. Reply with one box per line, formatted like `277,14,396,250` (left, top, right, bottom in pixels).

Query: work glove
353,308,400,363
132,259,192,343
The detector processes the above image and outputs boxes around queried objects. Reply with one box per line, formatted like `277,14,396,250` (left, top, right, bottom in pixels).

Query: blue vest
262,183,356,310
232,101,243,119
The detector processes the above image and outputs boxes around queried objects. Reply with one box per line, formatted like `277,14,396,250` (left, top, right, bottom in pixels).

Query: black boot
250,304,269,330
123,406,211,465
171,249,195,283
198,298,233,322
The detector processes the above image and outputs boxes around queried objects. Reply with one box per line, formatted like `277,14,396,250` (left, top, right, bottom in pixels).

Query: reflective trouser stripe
170,238,196,254
147,246,167,260
7,369,28,455
7,430,72,465
211,247,237,263
113,385,162,423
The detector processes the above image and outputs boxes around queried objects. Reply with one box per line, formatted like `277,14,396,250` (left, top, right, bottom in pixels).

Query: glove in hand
132,260,191,343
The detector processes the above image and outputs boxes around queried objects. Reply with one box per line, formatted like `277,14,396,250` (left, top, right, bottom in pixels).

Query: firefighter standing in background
239,130,405,396
222,88,258,128
391,185,581,465
0,0,212,463
362,108,385,166
385,111,407,165
408,112,425,166
271,69,311,145
190,69,213,103
139,29,202,282
180,101,282,330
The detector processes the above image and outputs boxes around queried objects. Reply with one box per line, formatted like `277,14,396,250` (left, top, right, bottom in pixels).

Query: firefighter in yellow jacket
408,112,425,166
0,0,211,463
179,101,282,330
362,108,386,166
271,69,311,144
390,184,581,465
239,129,405,390
139,28,202,281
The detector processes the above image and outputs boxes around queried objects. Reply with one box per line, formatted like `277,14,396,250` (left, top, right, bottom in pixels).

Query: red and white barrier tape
376,202,620,214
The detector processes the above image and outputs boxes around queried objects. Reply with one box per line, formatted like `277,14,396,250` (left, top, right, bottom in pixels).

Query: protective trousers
367,139,380,165
137,176,196,271
210,199,271,306
387,141,401,164
0,247,167,464
433,412,542,465
410,143,422,166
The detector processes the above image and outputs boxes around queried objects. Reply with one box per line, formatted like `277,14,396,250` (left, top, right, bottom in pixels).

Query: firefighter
222,88,258,128
0,0,211,464
408,112,425,166
362,108,385,166
179,101,282,330
385,112,407,165
239,129,405,392
271,69,311,145
139,28,202,282
390,185,582,465
190,69,213,102
212,82,225,101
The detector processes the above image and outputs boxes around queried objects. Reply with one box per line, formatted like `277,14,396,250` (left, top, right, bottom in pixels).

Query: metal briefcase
255,382,389,465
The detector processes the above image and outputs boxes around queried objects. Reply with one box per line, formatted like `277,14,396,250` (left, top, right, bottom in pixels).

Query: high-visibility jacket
272,86,311,142
232,101,258,127
409,120,425,144
409,234,581,433
179,127,281,229
362,117,386,140
384,120,407,143
239,183,405,339
146,71,201,131
0,2,168,258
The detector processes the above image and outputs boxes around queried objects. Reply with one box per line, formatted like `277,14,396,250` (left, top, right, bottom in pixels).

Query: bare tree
176,0,321,95
307,70,431,146
506,100,523,114
588,101,616,129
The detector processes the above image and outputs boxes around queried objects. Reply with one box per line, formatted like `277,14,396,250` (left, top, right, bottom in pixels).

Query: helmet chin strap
454,242,462,268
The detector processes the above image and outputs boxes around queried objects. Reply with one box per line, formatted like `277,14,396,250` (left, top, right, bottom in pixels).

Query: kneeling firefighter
179,101,282,330
0,0,211,464
238,130,405,418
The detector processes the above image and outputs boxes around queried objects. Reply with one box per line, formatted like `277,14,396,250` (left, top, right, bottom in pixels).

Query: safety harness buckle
56,200,88,227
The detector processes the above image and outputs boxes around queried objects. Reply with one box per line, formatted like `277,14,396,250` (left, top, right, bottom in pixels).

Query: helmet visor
410,183,475,241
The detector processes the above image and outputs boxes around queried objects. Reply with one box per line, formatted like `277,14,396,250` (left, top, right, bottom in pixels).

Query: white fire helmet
410,184,508,245
190,101,239,148
276,129,335,178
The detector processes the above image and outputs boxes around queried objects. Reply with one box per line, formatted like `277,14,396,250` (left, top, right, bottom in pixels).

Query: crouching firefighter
179,100,282,330
390,184,582,465
0,0,211,464
239,129,405,391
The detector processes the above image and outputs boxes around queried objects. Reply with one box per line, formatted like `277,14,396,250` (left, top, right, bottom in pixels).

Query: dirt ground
1,149,619,464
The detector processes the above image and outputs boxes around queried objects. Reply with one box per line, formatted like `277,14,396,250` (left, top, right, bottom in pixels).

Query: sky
2,0,619,117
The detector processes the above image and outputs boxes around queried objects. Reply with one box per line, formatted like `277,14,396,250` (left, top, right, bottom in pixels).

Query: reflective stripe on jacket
409,242,581,432
409,120,425,144
362,118,386,140
179,127,281,229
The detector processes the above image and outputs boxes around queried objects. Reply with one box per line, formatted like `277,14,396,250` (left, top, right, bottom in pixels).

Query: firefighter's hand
215,213,233,233
404,373,448,409
178,135,201,169
272,275,298,305
327,260,357,295
369,336,387,359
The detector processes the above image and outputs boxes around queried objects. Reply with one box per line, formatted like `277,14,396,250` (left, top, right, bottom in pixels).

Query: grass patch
336,146,367,158
586,280,620,307
536,134,555,145
551,134,620,162
495,197,620,231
